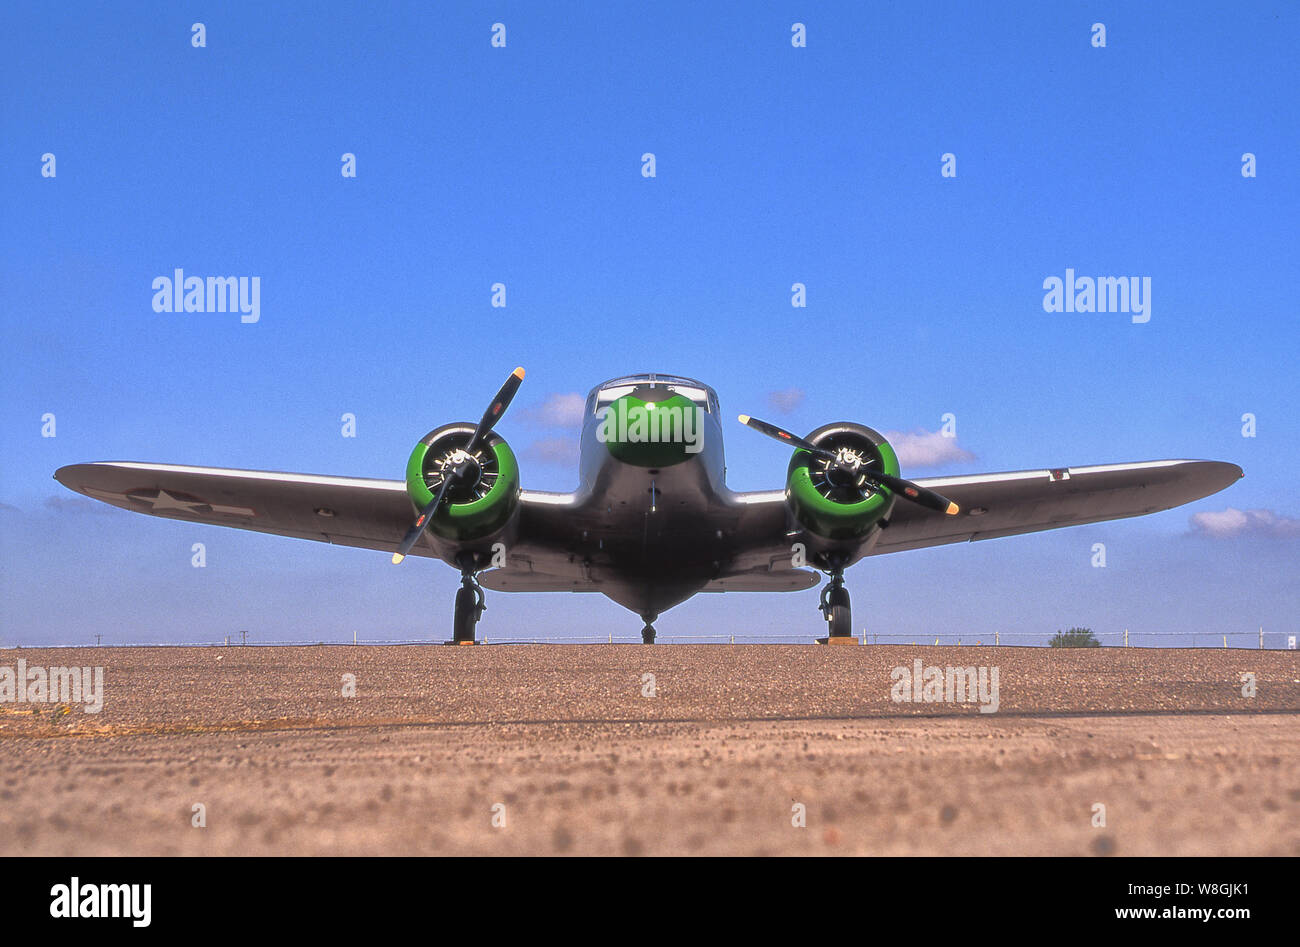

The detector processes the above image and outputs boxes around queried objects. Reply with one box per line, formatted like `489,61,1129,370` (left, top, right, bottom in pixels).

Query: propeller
737,413,959,516
392,367,525,563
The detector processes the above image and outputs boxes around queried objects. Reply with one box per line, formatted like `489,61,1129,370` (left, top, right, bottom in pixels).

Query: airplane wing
726,459,1242,563
870,459,1243,555
54,462,422,556
53,462,603,575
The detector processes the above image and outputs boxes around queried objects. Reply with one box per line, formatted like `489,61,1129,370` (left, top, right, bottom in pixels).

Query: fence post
1260,626,1264,649
995,631,999,646
1124,628,1128,648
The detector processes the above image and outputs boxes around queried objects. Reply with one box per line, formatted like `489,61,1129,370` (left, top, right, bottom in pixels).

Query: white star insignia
85,486,255,517
139,489,205,513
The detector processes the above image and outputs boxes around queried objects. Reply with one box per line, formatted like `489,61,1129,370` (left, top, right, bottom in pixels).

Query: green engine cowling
404,423,521,546
786,422,900,543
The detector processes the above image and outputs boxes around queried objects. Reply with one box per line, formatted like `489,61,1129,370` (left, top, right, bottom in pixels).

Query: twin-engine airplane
55,369,1242,644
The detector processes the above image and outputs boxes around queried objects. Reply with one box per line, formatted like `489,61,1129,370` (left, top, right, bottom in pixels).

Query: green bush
1049,627,1101,648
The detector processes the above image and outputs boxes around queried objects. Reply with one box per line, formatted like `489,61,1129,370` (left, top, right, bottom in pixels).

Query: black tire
825,586,852,638
827,603,852,638
453,587,479,642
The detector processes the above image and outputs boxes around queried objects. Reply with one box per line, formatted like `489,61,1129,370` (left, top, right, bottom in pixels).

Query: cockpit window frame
587,374,718,416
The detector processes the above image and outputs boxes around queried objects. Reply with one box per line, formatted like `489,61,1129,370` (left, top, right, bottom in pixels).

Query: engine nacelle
404,422,521,550
785,422,900,544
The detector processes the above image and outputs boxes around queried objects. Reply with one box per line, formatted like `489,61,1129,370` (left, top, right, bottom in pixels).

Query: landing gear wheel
641,624,656,644
826,591,851,639
818,569,853,642
453,577,485,644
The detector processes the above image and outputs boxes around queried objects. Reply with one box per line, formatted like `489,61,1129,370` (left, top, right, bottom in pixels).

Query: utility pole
94,634,102,647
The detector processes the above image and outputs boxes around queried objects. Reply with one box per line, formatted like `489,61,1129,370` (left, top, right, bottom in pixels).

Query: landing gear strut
641,613,658,645
818,566,853,642
452,559,486,644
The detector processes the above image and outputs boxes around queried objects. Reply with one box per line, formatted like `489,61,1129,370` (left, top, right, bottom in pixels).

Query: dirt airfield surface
2,644,1298,856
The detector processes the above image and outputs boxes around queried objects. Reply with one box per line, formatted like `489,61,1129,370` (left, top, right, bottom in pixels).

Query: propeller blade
866,470,959,516
739,413,958,516
391,467,457,564
737,414,838,461
466,366,526,455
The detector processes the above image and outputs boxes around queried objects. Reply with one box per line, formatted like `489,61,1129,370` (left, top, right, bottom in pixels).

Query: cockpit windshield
587,373,718,415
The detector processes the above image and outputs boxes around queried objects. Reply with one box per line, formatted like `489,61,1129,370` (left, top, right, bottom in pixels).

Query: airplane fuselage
526,373,816,622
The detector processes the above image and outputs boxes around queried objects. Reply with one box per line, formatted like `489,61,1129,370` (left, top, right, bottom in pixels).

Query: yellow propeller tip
737,414,751,424
946,503,960,516
391,553,405,564
512,366,525,379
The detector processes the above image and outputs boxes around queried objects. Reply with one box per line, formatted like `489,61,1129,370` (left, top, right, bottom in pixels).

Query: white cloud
521,437,581,467
883,429,975,469
766,388,805,415
520,392,586,429
1189,507,1300,538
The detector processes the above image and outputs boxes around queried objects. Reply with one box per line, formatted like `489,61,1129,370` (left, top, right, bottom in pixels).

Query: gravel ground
1,644,1297,855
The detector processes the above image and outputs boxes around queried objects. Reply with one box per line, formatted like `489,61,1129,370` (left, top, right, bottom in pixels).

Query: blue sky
2,1,1297,646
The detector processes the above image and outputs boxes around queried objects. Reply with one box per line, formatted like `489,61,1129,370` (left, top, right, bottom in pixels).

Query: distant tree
1049,627,1101,648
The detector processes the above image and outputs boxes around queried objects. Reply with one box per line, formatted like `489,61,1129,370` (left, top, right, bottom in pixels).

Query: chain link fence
4,629,1296,649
